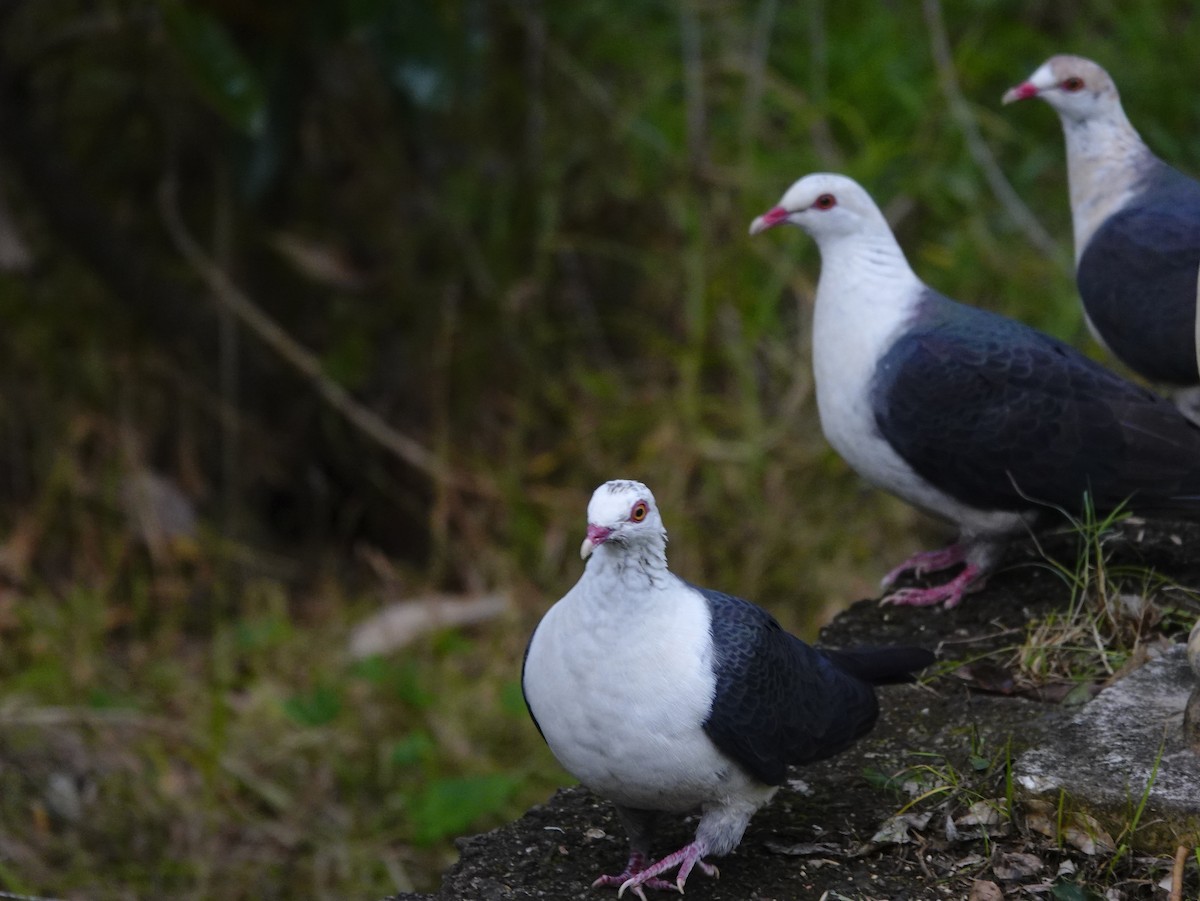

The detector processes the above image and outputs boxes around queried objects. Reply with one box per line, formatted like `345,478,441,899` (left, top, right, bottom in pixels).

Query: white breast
811,239,1029,539
1061,118,1152,262
524,571,757,811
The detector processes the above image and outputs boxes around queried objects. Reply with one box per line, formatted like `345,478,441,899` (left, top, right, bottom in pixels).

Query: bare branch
679,0,708,170
158,178,495,499
922,0,1066,266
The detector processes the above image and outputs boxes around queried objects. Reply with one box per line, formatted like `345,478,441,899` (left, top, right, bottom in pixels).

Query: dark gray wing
695,584,880,786
1077,168,1200,384
873,292,1200,515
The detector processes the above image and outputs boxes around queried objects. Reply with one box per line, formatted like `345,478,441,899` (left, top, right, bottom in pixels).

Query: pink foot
617,841,718,897
592,852,678,900
883,564,983,609
880,543,967,589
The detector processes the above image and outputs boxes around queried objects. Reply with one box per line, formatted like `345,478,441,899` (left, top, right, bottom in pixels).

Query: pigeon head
749,173,891,245
580,479,667,560
1002,55,1121,124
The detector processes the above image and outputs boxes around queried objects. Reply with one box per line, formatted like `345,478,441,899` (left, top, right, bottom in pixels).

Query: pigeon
749,172,1200,608
1003,55,1200,389
522,479,935,898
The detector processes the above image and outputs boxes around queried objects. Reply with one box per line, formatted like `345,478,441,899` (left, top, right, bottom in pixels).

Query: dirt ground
392,521,1200,901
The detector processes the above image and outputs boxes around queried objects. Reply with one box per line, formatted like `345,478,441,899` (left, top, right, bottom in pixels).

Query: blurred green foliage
1,0,1199,895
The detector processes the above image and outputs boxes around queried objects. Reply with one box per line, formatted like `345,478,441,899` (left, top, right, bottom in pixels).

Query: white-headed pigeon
750,173,1200,609
522,480,935,898
1003,55,1200,388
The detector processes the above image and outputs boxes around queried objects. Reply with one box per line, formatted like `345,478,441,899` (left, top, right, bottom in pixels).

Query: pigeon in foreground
1003,55,1200,389
750,173,1200,608
522,480,935,898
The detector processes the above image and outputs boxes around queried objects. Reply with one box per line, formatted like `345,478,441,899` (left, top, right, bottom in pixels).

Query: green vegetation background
0,0,1197,897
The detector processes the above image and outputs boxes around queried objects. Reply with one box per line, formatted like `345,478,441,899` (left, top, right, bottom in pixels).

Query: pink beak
1001,81,1039,105
749,205,790,235
580,524,612,559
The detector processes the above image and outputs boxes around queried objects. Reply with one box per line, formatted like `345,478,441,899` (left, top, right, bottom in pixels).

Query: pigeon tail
820,645,936,686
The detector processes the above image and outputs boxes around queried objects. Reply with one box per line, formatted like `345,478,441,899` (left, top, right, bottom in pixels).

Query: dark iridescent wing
695,585,880,786
1078,170,1200,384
872,293,1200,515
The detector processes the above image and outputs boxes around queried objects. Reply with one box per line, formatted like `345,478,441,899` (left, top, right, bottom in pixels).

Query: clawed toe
615,876,679,898
880,544,967,589
881,562,982,609
593,871,678,898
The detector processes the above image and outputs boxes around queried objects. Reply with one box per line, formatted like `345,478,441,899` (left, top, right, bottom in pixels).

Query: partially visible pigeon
1003,55,1200,389
522,480,935,898
750,173,1200,608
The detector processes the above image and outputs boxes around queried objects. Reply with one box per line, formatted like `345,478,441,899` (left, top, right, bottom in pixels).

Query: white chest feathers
524,570,755,811
1062,119,1152,261
809,250,1031,539
810,245,932,506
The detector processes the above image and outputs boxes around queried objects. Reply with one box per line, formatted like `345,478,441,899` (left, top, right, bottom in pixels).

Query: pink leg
882,563,984,609
880,543,967,589
617,840,719,897
592,851,678,900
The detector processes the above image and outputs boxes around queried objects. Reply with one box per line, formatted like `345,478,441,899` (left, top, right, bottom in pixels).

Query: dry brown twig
921,0,1065,267
157,177,496,499
1169,842,1189,901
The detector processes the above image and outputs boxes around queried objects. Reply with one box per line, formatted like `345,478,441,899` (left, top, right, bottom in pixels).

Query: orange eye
814,193,837,210
1062,76,1084,92
630,501,649,522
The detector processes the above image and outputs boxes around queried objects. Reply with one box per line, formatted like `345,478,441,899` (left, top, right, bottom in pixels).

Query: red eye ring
814,193,837,210
630,501,649,523
1062,76,1085,92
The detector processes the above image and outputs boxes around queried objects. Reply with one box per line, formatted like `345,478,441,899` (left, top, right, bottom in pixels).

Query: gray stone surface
1016,645,1200,850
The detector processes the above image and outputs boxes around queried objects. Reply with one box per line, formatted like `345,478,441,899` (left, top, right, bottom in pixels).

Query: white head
580,479,667,560
1002,55,1123,125
748,173,892,247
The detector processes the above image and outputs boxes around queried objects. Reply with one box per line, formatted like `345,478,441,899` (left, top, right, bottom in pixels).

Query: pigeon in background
522,480,935,898
750,173,1200,608
1003,55,1200,392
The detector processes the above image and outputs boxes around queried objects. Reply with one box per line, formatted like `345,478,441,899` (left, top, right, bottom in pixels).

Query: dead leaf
968,880,1004,901
944,813,958,842
1022,801,1113,855
119,470,199,561
270,232,370,290
870,811,932,845
957,799,1005,827
992,850,1044,882
346,592,510,658
954,661,1017,694
765,840,845,857
1063,812,1115,855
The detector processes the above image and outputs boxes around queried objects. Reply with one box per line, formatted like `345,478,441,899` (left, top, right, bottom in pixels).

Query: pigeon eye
630,501,649,522
1061,76,1085,92
814,194,837,210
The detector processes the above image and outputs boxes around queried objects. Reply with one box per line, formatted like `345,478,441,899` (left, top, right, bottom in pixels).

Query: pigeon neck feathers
1015,56,1157,260
1060,109,1155,260
809,210,924,408
582,521,670,592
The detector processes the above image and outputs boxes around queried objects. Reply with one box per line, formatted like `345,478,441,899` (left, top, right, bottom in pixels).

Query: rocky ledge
394,521,1200,900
